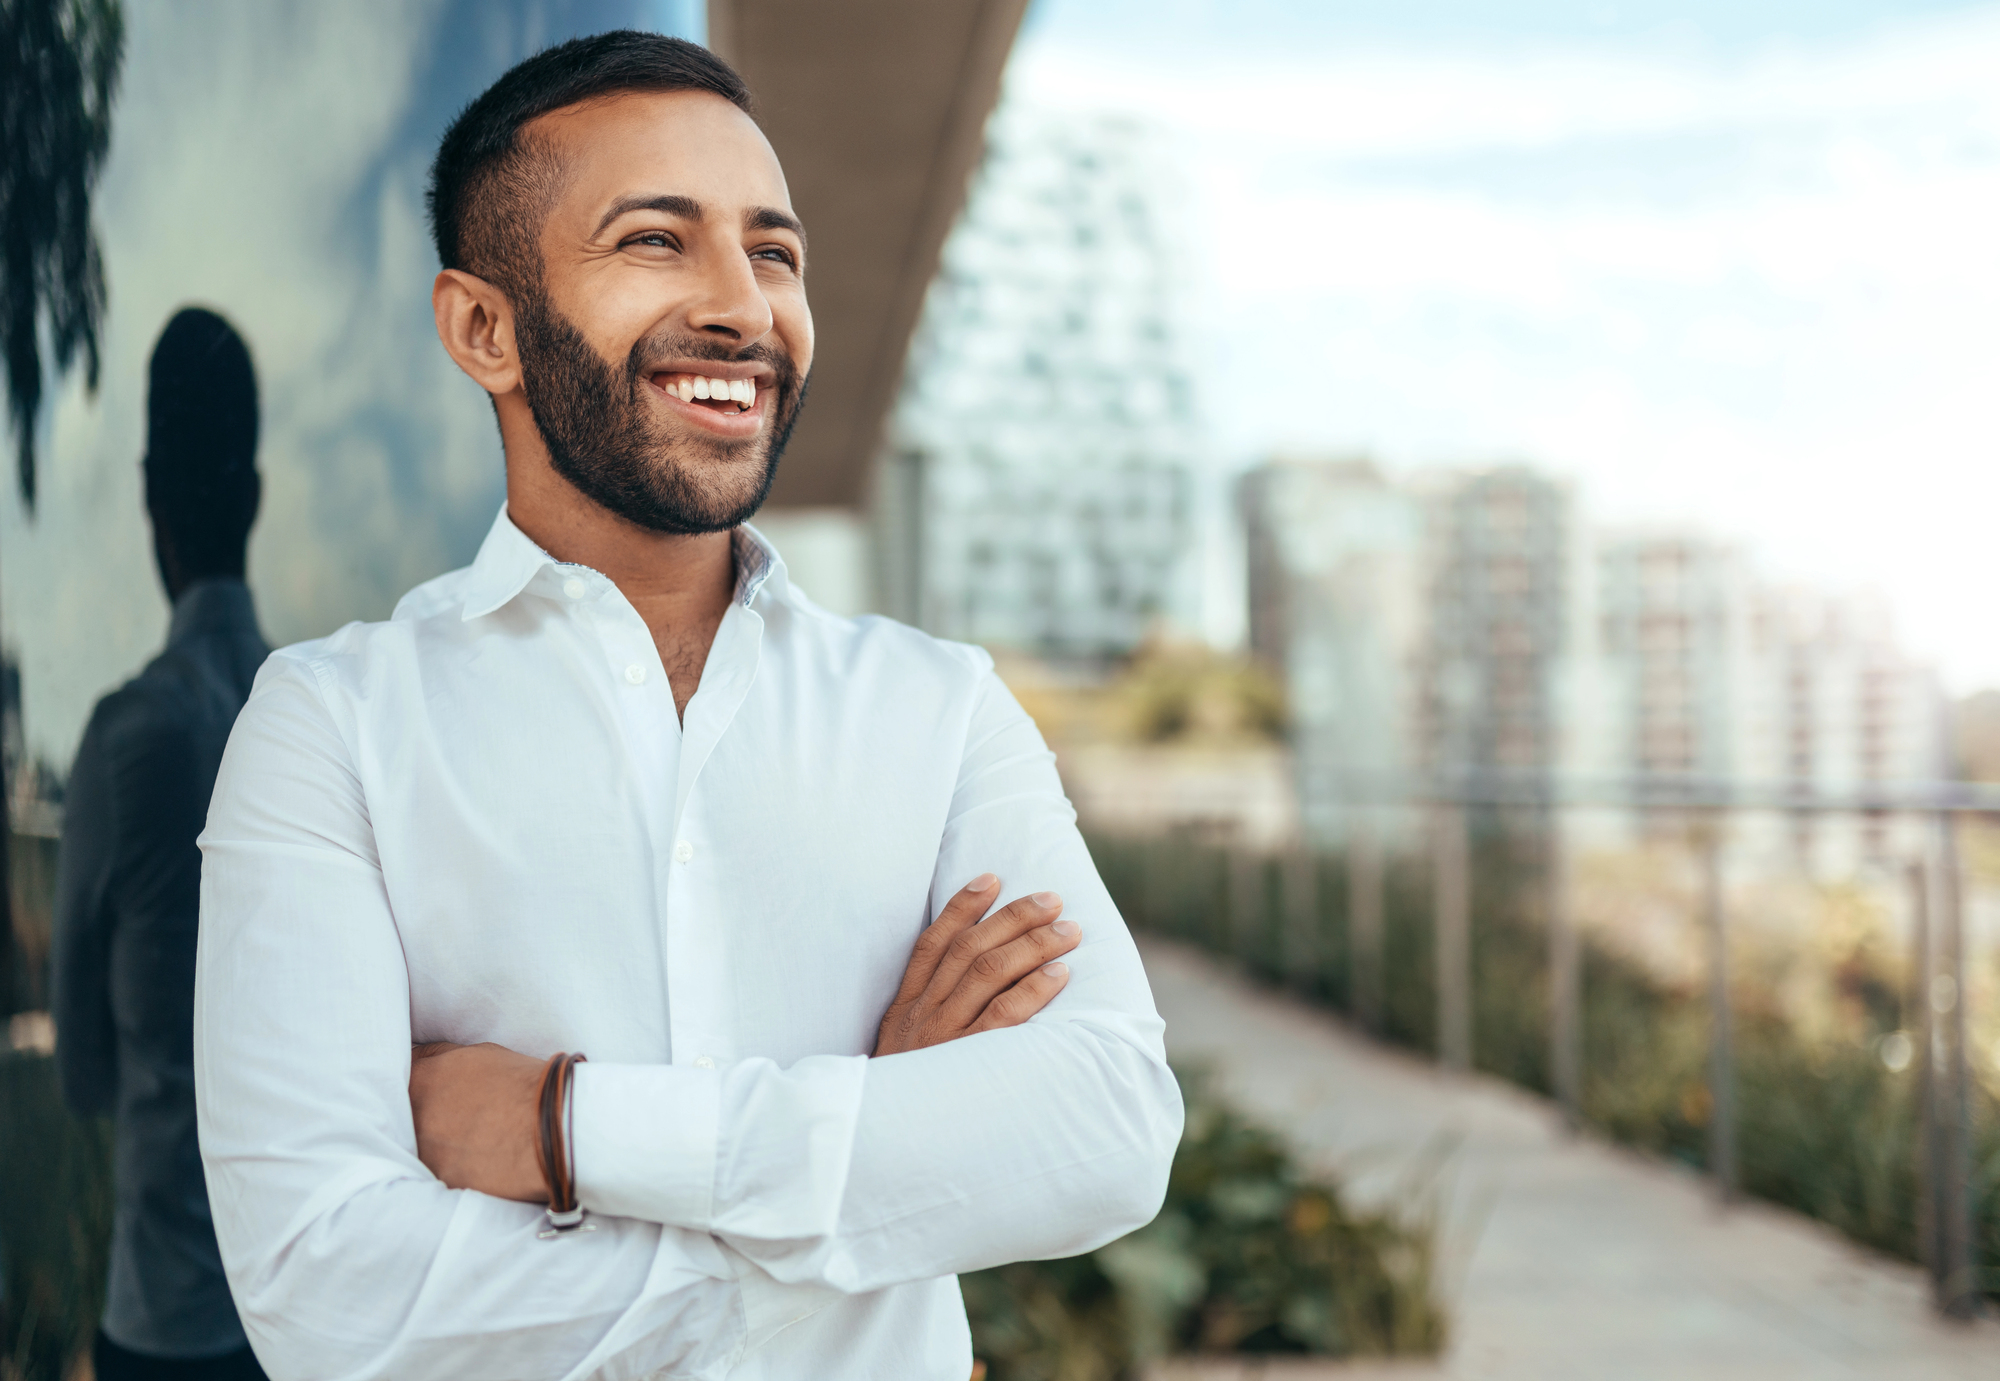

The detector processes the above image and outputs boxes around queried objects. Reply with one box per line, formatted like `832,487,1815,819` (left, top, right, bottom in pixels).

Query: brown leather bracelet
536,1052,591,1237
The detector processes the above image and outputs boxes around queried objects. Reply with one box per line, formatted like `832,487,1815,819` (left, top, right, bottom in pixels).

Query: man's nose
686,242,774,344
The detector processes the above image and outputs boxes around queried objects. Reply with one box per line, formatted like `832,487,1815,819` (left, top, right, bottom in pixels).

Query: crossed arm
409,879,1084,1202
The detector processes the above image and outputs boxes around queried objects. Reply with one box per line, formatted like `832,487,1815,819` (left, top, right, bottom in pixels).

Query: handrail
1314,768,2000,813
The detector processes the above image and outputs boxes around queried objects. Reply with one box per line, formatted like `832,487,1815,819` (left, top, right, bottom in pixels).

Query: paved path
1139,936,2000,1381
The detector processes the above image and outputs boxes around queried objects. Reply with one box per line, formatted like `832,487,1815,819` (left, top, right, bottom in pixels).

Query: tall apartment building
876,100,1196,661
1414,468,1580,783
1747,587,1940,867
1242,459,1425,844
1592,535,1754,801
1591,539,1939,864
1244,461,1579,846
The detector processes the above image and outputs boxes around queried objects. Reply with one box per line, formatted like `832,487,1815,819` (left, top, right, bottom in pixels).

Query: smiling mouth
652,371,758,413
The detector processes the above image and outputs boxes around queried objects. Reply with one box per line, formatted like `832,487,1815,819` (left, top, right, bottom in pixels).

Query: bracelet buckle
538,1206,598,1240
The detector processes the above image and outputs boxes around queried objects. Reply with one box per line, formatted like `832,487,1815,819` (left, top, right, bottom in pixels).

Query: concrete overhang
708,0,1029,509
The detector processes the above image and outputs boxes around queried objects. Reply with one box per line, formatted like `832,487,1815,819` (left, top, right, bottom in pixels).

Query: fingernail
1032,890,1062,909
965,873,998,893
1042,961,1069,979
1052,919,1081,938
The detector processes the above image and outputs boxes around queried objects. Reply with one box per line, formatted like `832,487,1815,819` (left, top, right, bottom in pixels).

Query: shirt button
563,577,587,600
624,663,647,685
674,840,694,863
693,1056,716,1070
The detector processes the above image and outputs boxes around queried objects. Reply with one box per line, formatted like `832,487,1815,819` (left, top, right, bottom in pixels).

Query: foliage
0,0,124,508
0,1052,113,1381
1117,644,1286,745
963,1068,1445,1381
1089,829,2000,1298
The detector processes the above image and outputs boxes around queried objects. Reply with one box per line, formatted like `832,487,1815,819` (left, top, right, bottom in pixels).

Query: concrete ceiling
708,0,1028,509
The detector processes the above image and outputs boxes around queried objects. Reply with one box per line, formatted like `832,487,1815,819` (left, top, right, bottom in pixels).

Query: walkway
1138,937,2000,1381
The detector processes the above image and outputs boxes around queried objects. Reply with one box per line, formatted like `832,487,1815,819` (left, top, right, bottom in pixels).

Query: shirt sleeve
53,700,121,1118
195,658,824,1381
571,663,1185,1292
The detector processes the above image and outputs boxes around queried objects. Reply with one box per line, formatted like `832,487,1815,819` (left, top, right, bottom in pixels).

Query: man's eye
751,247,798,270
624,232,677,250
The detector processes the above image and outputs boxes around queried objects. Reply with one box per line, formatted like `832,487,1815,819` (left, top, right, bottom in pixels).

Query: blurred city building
873,101,1196,662
1244,457,1943,878
1244,461,1584,850
1242,458,1424,847
1414,467,1583,790
1593,534,1751,788
1750,586,1942,868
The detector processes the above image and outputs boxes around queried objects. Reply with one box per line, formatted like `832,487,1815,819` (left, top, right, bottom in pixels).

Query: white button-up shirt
194,509,1182,1381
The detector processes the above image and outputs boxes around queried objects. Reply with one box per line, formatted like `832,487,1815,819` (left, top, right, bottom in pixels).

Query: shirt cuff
571,1061,720,1228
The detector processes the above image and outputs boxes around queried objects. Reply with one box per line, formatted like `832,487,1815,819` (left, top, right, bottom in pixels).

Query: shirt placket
560,567,686,1059
661,600,764,1073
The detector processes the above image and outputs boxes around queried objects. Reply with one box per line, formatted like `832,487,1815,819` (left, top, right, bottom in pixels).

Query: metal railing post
1547,806,1581,1126
1909,857,1937,1288
1434,804,1471,1071
1350,811,1383,1034
1283,846,1318,993
1227,845,1260,967
1701,822,1737,1203
1933,812,1978,1319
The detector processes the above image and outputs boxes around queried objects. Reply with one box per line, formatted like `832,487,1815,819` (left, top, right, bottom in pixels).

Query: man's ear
433,269,522,397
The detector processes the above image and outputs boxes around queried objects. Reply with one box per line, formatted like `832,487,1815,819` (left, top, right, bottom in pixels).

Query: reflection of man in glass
195,31,1180,1381
54,308,269,1381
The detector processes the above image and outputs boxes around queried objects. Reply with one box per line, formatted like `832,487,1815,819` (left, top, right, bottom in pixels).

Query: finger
936,916,1081,1030
888,873,1000,1010
968,960,1071,1034
921,890,1066,1007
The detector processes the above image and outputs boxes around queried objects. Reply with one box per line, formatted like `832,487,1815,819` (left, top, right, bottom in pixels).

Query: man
55,307,270,1381
195,32,1181,1381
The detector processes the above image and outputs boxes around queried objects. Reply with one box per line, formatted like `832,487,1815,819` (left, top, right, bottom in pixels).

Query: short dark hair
143,307,260,580
427,31,753,291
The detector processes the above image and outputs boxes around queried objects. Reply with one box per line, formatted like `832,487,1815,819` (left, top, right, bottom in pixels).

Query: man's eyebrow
593,193,704,239
747,206,806,246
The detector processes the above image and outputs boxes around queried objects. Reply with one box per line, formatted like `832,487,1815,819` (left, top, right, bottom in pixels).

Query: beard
510,279,809,535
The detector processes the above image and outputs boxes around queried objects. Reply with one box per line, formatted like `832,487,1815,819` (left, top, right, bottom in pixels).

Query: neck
499,397,736,719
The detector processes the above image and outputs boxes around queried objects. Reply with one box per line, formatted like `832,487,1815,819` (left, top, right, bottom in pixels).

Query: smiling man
192,30,1180,1381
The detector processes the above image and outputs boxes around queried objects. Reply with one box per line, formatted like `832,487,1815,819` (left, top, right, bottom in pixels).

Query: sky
1012,0,2000,689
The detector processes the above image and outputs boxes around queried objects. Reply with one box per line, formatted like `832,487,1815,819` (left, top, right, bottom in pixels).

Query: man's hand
408,1041,547,1202
874,875,1079,1057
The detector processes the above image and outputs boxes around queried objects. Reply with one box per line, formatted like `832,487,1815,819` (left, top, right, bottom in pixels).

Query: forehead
528,88,793,225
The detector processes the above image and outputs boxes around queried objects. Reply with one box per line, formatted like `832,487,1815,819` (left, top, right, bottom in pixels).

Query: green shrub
965,1069,1445,1381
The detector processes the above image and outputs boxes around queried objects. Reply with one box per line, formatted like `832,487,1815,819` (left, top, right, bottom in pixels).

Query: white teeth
665,373,756,409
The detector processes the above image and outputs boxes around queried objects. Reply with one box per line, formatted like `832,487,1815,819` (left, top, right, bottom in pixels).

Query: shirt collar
731,523,786,607
168,577,259,648
460,506,790,622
